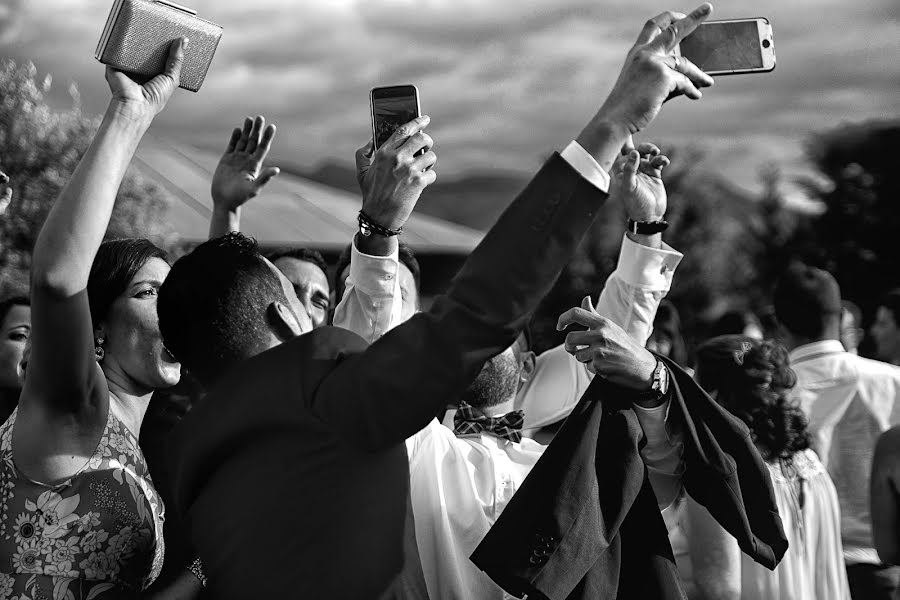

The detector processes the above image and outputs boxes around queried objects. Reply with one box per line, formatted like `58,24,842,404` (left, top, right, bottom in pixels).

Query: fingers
256,166,280,189
634,11,684,46
384,115,430,150
622,149,639,189
672,55,714,89
581,295,597,314
0,171,8,184
411,150,437,173
621,135,635,155
255,123,277,160
556,307,606,331
400,131,434,157
161,37,188,87
418,168,438,187
225,127,241,153
245,116,265,155
648,3,713,51
673,72,703,100
649,154,670,170
235,117,252,152
355,140,374,174
563,330,596,353
635,142,660,156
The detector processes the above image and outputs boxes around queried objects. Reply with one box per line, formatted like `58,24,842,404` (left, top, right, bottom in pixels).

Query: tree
0,59,174,297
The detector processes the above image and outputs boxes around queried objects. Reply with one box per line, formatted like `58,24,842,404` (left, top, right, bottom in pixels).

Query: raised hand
610,142,670,222
105,37,187,123
211,116,280,213
557,296,657,390
355,116,437,232
598,4,714,135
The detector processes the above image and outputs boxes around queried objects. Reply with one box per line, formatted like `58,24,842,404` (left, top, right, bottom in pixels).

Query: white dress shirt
334,141,687,598
789,339,900,565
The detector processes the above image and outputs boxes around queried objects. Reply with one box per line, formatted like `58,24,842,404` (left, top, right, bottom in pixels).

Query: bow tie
453,402,525,443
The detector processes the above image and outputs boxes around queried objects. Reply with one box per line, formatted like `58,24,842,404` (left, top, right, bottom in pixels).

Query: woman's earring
95,337,105,363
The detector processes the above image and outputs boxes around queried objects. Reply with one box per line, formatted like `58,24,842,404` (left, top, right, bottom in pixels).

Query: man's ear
267,302,303,340
519,350,536,384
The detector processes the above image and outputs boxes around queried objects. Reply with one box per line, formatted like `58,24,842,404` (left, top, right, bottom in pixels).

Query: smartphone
370,85,421,150
676,18,775,76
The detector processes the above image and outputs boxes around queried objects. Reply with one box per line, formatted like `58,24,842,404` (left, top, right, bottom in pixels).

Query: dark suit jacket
168,154,608,599
471,355,789,600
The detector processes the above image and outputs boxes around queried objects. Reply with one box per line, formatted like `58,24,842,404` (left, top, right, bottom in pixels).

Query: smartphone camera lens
762,39,771,48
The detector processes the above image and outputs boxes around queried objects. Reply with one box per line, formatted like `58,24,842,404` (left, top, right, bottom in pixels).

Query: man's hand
610,142,670,222
355,115,437,232
105,38,187,124
557,296,657,390
0,171,11,215
577,4,714,169
211,116,280,213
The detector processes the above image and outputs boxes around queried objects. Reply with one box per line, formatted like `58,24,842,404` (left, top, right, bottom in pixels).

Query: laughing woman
0,41,200,599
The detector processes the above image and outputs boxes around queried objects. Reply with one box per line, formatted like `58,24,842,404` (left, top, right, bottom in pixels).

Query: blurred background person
646,299,689,368
0,295,29,423
871,425,900,586
677,335,850,600
268,248,331,329
841,299,865,355
871,289,900,366
774,264,900,600
709,308,764,341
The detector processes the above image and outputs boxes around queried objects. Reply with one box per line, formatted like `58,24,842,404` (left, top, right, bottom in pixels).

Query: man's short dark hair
332,241,421,303
773,263,842,339
158,233,289,387
877,289,900,323
268,248,329,284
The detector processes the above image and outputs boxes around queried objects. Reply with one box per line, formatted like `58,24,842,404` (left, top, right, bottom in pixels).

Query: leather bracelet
627,218,669,235
358,210,402,237
188,557,207,587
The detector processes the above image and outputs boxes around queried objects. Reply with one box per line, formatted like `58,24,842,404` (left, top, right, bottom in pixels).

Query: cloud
1,0,898,191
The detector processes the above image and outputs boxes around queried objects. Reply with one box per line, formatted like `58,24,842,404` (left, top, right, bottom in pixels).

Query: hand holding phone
676,18,775,75
371,85,421,150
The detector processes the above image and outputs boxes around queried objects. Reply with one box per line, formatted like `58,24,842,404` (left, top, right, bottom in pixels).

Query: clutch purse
95,0,222,92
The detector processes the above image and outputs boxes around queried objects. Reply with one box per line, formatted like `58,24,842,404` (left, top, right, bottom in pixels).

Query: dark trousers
846,563,900,600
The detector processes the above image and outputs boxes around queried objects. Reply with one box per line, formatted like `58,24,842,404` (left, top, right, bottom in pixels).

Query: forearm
209,206,240,239
575,118,631,173
33,101,150,292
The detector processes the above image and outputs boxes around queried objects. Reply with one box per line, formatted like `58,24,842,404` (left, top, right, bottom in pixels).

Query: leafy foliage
0,59,174,297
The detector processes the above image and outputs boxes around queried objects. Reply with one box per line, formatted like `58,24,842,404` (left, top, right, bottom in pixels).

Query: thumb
161,37,188,87
256,166,280,189
623,149,639,191
355,140,374,170
581,295,597,314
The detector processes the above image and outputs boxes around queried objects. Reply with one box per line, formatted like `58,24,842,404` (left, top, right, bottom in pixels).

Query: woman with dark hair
672,335,850,599
0,295,30,423
0,43,202,598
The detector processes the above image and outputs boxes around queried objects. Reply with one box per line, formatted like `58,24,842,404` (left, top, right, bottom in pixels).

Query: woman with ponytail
674,335,850,599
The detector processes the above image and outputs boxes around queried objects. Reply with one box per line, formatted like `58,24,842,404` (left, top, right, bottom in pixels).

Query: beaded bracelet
188,557,208,588
358,210,403,237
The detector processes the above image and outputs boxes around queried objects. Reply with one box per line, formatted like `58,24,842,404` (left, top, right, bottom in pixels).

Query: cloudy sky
1,0,898,191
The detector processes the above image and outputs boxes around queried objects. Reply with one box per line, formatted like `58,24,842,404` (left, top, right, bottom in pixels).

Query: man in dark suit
156,6,714,598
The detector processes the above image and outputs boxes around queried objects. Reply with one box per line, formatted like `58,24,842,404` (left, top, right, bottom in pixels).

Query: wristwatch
627,218,669,235
633,357,669,403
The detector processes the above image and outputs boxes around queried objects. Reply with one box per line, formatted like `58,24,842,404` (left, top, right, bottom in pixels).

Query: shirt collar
789,339,846,363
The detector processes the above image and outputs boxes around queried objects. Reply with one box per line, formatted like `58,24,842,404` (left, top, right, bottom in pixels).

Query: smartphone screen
680,21,766,72
371,86,420,149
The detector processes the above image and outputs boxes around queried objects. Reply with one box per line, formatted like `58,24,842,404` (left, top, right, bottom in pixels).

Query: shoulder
854,355,900,381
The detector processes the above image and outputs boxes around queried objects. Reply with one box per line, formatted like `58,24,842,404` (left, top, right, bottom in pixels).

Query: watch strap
627,218,669,235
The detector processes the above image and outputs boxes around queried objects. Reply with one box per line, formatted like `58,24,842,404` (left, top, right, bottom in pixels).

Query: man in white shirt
336,136,685,598
774,263,900,600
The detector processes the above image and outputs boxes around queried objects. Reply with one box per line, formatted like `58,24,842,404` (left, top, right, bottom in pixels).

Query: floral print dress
0,406,165,600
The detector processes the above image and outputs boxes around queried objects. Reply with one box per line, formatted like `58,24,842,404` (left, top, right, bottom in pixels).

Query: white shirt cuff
560,141,610,193
615,234,683,291
348,239,400,298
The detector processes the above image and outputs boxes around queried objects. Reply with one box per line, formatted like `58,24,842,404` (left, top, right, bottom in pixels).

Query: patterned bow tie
453,402,525,443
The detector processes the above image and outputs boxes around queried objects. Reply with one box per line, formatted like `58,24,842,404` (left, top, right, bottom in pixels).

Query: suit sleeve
311,154,609,449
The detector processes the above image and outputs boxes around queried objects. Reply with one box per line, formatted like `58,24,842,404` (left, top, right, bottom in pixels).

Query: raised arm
208,115,280,239
21,41,185,418
315,5,714,448
332,117,435,342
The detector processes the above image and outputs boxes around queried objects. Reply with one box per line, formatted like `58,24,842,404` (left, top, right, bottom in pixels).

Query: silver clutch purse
95,0,222,92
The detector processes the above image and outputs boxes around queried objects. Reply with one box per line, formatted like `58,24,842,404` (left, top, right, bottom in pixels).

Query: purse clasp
155,0,198,15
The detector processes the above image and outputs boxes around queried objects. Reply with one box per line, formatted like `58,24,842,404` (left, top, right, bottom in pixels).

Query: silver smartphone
370,85,421,150
676,18,776,76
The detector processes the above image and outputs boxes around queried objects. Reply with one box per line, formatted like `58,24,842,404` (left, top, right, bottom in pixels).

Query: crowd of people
1,3,900,599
